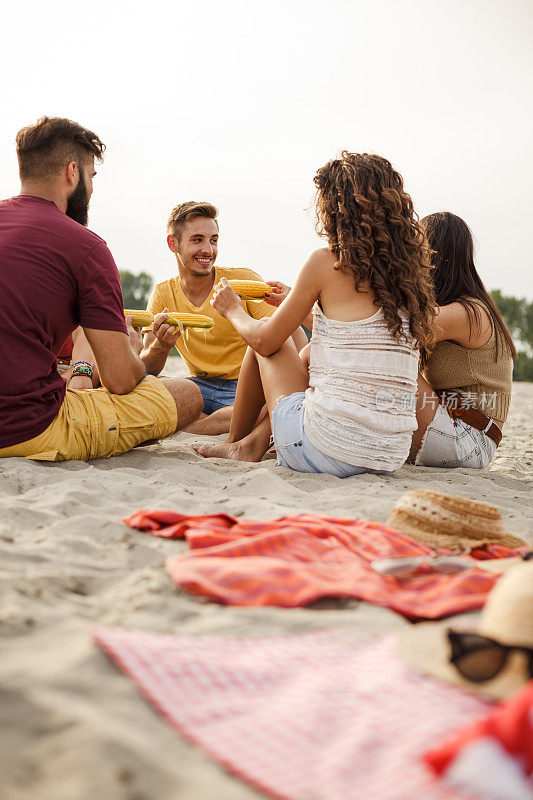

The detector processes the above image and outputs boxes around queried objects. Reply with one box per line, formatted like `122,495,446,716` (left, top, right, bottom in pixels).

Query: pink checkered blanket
94,627,489,800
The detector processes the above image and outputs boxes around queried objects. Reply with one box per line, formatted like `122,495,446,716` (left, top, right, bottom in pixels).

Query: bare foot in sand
194,440,264,462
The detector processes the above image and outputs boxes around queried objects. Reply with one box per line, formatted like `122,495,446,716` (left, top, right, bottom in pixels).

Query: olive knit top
423,324,513,422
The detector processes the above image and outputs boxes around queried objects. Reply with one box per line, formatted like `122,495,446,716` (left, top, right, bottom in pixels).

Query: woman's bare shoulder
435,301,492,347
300,248,337,275
309,247,336,262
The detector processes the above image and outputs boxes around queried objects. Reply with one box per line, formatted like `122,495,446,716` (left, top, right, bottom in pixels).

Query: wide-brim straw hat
397,561,533,700
387,489,526,550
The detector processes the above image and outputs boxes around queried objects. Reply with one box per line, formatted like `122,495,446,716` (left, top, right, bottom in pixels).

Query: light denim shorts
415,403,497,469
271,392,389,478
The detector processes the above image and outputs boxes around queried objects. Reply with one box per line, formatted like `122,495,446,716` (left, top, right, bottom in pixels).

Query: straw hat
397,561,533,700
387,489,526,549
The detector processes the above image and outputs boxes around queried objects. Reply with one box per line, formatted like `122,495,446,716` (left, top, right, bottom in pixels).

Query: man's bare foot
194,440,263,462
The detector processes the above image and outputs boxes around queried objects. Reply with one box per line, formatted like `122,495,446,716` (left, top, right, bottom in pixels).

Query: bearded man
0,116,202,460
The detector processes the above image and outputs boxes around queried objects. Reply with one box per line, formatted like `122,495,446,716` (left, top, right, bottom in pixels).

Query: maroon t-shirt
0,195,127,448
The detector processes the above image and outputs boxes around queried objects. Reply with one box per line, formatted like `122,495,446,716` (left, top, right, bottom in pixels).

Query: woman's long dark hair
420,212,517,359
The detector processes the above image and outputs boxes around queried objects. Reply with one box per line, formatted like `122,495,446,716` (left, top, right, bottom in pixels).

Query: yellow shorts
0,376,177,462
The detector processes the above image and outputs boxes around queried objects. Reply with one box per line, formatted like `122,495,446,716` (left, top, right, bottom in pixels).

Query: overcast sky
1,0,532,298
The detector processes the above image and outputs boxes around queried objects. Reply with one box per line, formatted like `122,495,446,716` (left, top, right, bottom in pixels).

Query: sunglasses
371,547,472,579
371,548,533,580
448,630,533,682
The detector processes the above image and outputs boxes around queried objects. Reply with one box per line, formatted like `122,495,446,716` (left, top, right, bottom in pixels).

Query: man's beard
66,172,90,227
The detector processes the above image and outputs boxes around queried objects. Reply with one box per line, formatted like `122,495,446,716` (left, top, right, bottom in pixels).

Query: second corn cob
228,279,272,298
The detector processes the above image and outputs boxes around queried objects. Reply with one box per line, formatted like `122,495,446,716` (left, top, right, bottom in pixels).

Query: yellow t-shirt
146,266,275,379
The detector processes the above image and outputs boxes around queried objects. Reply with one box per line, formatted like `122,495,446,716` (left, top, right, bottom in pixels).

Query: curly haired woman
409,212,516,468
195,152,435,477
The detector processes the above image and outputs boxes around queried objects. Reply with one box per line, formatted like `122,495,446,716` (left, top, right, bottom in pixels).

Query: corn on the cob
228,279,272,298
124,310,154,328
156,312,215,330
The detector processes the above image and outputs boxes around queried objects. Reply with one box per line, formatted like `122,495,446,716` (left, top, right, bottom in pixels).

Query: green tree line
120,270,153,310
119,271,533,381
490,290,533,381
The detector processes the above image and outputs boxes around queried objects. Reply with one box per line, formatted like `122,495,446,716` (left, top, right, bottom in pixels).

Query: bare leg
235,414,273,460
195,414,273,462
196,339,310,461
225,334,309,443
223,328,308,440
182,406,233,435
254,338,311,413
159,377,204,431
292,326,308,353
299,342,311,370
408,374,440,462
194,346,266,459
185,329,308,442
226,346,268,442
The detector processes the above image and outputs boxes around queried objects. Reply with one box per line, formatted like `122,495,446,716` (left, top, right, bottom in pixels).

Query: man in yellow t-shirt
142,201,296,422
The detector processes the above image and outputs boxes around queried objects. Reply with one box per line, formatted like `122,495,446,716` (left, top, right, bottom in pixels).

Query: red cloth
0,195,126,448
425,680,533,779
124,509,523,619
57,334,74,360
94,628,487,800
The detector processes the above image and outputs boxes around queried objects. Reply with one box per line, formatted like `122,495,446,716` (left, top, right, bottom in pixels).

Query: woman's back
419,213,517,427
424,315,513,422
304,256,420,472
316,249,379,322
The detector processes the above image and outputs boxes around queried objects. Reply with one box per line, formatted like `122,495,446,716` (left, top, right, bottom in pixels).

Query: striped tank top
303,306,419,471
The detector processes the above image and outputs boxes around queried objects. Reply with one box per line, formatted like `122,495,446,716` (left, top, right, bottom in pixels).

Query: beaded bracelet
71,361,94,379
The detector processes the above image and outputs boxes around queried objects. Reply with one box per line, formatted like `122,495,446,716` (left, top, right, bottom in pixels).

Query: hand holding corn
125,314,144,355
263,280,291,307
152,308,182,349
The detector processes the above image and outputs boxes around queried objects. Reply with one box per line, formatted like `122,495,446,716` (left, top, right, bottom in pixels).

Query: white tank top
303,305,419,471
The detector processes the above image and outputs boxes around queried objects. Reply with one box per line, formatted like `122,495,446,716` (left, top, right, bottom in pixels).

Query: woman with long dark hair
410,212,516,468
195,152,435,476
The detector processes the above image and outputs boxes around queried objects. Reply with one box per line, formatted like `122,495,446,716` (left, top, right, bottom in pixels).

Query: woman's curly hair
314,152,436,351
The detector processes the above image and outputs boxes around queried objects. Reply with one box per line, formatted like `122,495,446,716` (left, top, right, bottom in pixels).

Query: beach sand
1,362,532,800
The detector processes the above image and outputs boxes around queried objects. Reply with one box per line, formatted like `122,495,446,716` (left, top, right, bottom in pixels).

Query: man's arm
83,320,145,395
76,243,143,394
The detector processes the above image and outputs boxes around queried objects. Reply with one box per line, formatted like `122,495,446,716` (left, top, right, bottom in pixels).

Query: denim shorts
187,377,238,415
415,403,497,469
271,392,386,478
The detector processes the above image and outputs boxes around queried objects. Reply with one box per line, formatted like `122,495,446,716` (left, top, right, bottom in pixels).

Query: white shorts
415,403,497,469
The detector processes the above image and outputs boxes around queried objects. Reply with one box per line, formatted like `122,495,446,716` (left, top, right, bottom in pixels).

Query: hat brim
385,518,527,550
396,617,529,701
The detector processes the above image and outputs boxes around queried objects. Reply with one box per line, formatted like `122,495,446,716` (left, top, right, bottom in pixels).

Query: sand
1,364,532,800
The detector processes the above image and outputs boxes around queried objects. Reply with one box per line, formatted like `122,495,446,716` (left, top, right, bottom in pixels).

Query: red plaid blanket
124,510,522,619
94,628,488,800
